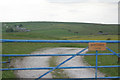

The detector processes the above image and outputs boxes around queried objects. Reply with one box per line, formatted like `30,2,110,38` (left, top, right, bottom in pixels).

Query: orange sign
89,43,106,51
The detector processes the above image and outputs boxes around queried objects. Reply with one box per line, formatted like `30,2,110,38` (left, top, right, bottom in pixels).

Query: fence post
8,57,10,68
95,50,98,80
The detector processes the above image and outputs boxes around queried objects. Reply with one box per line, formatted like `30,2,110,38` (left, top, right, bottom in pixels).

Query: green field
2,22,119,79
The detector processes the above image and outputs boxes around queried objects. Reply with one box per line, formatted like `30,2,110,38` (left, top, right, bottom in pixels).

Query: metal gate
0,39,120,80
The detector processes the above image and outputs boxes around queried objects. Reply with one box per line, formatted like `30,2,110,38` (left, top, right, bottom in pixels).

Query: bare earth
10,47,105,78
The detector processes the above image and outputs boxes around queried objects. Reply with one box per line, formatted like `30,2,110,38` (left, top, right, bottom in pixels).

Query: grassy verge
84,43,119,77
84,55,118,77
2,43,87,54
2,57,16,78
49,56,69,78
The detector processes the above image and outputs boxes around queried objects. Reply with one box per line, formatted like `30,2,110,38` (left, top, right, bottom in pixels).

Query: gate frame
1,39,120,80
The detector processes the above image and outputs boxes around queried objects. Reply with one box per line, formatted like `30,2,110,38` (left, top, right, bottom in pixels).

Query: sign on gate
89,43,106,51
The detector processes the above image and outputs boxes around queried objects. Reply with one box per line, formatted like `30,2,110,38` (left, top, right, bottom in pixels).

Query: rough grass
84,43,119,77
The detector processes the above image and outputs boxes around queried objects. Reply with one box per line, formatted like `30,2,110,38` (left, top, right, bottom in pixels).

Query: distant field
2,22,119,78
2,22,118,40
2,22,118,35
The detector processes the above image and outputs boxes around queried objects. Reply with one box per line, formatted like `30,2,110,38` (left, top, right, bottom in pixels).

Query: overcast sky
0,0,119,24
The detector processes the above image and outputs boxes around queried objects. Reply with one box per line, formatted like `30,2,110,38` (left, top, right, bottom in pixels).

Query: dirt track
10,47,105,78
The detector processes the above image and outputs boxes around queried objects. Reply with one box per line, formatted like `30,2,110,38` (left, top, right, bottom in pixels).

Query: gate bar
106,47,119,57
1,65,120,71
1,39,120,43
35,77,120,79
1,53,119,57
1,61,9,63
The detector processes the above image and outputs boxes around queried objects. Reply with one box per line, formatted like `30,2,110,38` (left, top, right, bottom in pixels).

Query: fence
0,39,120,80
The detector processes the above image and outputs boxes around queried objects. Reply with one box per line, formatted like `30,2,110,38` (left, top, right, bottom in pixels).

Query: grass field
2,22,119,79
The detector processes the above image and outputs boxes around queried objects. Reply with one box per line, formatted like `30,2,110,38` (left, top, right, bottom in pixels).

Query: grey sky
0,0,119,24
48,0,119,3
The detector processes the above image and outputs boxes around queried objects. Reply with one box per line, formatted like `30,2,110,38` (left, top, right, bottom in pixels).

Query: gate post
95,50,98,80
8,57,10,68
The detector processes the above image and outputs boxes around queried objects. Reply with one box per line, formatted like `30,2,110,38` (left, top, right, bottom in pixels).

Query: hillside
2,22,118,40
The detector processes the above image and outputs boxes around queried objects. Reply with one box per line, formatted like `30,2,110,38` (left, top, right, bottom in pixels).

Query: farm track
55,48,105,78
10,47,105,78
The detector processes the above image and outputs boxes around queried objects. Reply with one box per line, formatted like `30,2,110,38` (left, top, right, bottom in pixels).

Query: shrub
107,38,111,40
6,27,14,32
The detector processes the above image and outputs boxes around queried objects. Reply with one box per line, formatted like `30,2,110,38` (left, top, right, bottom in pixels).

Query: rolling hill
2,22,118,40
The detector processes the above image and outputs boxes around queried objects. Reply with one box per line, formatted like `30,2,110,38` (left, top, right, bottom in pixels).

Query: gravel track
10,47,105,78
10,48,53,78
